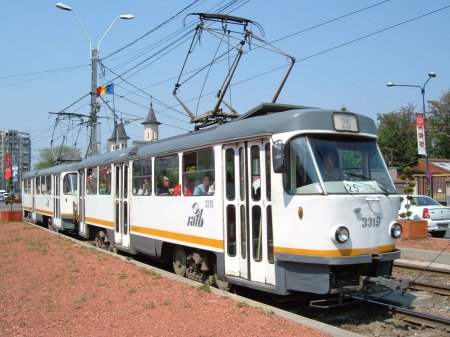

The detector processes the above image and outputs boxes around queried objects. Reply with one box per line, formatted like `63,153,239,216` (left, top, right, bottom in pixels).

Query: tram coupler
359,275,410,294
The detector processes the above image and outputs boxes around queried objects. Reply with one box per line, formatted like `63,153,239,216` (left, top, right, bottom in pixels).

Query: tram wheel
172,245,187,276
47,217,56,232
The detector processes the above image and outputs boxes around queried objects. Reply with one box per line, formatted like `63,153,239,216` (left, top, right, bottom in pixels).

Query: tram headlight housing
390,222,402,239
330,225,350,244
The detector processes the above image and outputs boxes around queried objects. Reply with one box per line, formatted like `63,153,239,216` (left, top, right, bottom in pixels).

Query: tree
377,103,417,167
427,89,450,159
34,146,81,170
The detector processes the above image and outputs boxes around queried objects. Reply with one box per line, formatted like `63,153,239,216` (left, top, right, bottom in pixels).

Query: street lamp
56,3,134,156
386,72,437,197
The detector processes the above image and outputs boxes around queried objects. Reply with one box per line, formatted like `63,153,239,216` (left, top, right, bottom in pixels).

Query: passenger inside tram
319,147,345,181
193,173,214,196
158,176,174,195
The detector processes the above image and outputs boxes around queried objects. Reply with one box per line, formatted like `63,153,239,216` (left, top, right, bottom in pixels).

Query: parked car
399,195,450,238
0,194,4,202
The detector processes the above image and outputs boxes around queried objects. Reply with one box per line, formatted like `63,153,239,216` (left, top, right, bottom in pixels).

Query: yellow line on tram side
131,225,224,250
61,213,74,217
274,244,396,257
35,209,53,216
23,206,32,211
85,217,114,228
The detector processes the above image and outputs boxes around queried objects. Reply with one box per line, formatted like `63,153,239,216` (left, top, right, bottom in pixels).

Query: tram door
31,178,36,223
223,139,274,285
113,163,130,248
78,170,88,237
53,175,61,227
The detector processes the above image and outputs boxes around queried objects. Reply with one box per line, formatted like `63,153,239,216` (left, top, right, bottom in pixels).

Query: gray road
0,202,22,212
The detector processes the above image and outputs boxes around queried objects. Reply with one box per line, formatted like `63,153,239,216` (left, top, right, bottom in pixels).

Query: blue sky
1,0,449,164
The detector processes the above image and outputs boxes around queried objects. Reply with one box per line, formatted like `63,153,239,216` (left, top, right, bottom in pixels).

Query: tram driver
319,147,345,181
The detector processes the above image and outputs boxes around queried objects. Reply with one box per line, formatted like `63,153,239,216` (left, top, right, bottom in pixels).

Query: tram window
63,173,78,195
284,137,321,194
123,165,128,198
265,143,271,201
226,205,236,257
182,148,215,196
98,165,111,195
24,179,29,194
252,206,262,262
43,175,51,194
54,176,60,197
250,145,261,201
86,168,98,195
240,205,246,259
225,149,235,200
239,148,245,201
267,206,274,264
132,158,152,196
124,201,128,235
36,177,41,194
155,154,179,196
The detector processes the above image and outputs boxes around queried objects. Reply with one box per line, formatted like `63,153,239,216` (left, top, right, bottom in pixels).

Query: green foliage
377,89,450,167
427,89,450,159
34,145,81,170
377,103,418,167
399,166,415,219
5,177,15,210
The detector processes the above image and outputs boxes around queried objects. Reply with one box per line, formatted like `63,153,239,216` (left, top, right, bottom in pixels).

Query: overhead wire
40,1,449,159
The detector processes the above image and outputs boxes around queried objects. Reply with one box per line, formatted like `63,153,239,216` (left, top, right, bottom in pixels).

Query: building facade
0,130,31,192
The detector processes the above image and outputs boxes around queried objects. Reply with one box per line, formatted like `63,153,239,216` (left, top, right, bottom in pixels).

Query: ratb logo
187,202,204,227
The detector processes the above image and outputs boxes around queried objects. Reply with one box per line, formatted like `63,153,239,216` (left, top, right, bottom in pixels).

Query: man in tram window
319,147,345,181
137,178,150,196
158,176,174,195
194,173,213,196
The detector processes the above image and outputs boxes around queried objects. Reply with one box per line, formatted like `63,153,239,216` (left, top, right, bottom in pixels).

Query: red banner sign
5,153,12,164
5,165,11,180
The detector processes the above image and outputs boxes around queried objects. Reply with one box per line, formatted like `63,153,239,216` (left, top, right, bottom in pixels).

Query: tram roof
23,161,81,178
134,103,377,158
25,104,378,172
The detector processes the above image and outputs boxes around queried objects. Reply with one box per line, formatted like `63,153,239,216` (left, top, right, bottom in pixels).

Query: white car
399,195,450,238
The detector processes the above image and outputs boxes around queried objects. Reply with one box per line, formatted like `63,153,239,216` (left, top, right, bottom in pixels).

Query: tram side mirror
272,141,285,173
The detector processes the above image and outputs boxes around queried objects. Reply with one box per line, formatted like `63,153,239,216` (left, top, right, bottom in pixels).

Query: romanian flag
96,83,114,97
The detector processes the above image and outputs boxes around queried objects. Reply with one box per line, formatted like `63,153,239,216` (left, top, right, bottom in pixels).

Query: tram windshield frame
283,135,396,195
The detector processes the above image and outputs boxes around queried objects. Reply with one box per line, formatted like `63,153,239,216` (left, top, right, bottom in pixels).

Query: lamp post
386,72,437,197
56,3,134,156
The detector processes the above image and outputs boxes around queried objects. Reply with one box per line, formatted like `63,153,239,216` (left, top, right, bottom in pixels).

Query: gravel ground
0,221,330,337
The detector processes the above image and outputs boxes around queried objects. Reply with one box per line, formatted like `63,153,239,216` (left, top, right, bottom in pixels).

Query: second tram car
22,103,405,295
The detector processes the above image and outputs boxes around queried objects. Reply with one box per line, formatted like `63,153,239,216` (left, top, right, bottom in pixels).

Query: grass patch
119,271,127,279
128,287,137,294
144,301,156,309
197,284,211,293
24,238,49,254
237,301,250,308
72,267,80,273
96,281,107,288
162,299,172,306
141,268,162,280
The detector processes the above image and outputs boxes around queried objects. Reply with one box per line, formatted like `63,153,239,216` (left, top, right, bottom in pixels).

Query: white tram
22,103,405,295
22,163,79,231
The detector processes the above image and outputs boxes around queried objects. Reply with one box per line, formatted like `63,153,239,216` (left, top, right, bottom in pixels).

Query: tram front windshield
284,135,396,194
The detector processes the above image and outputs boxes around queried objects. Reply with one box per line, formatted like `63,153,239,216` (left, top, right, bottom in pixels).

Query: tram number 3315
362,216,381,228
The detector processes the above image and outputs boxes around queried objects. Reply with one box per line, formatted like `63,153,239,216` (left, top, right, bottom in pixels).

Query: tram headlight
330,226,350,244
390,222,402,239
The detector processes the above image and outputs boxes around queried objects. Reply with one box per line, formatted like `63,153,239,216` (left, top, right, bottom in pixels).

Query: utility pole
89,48,99,156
